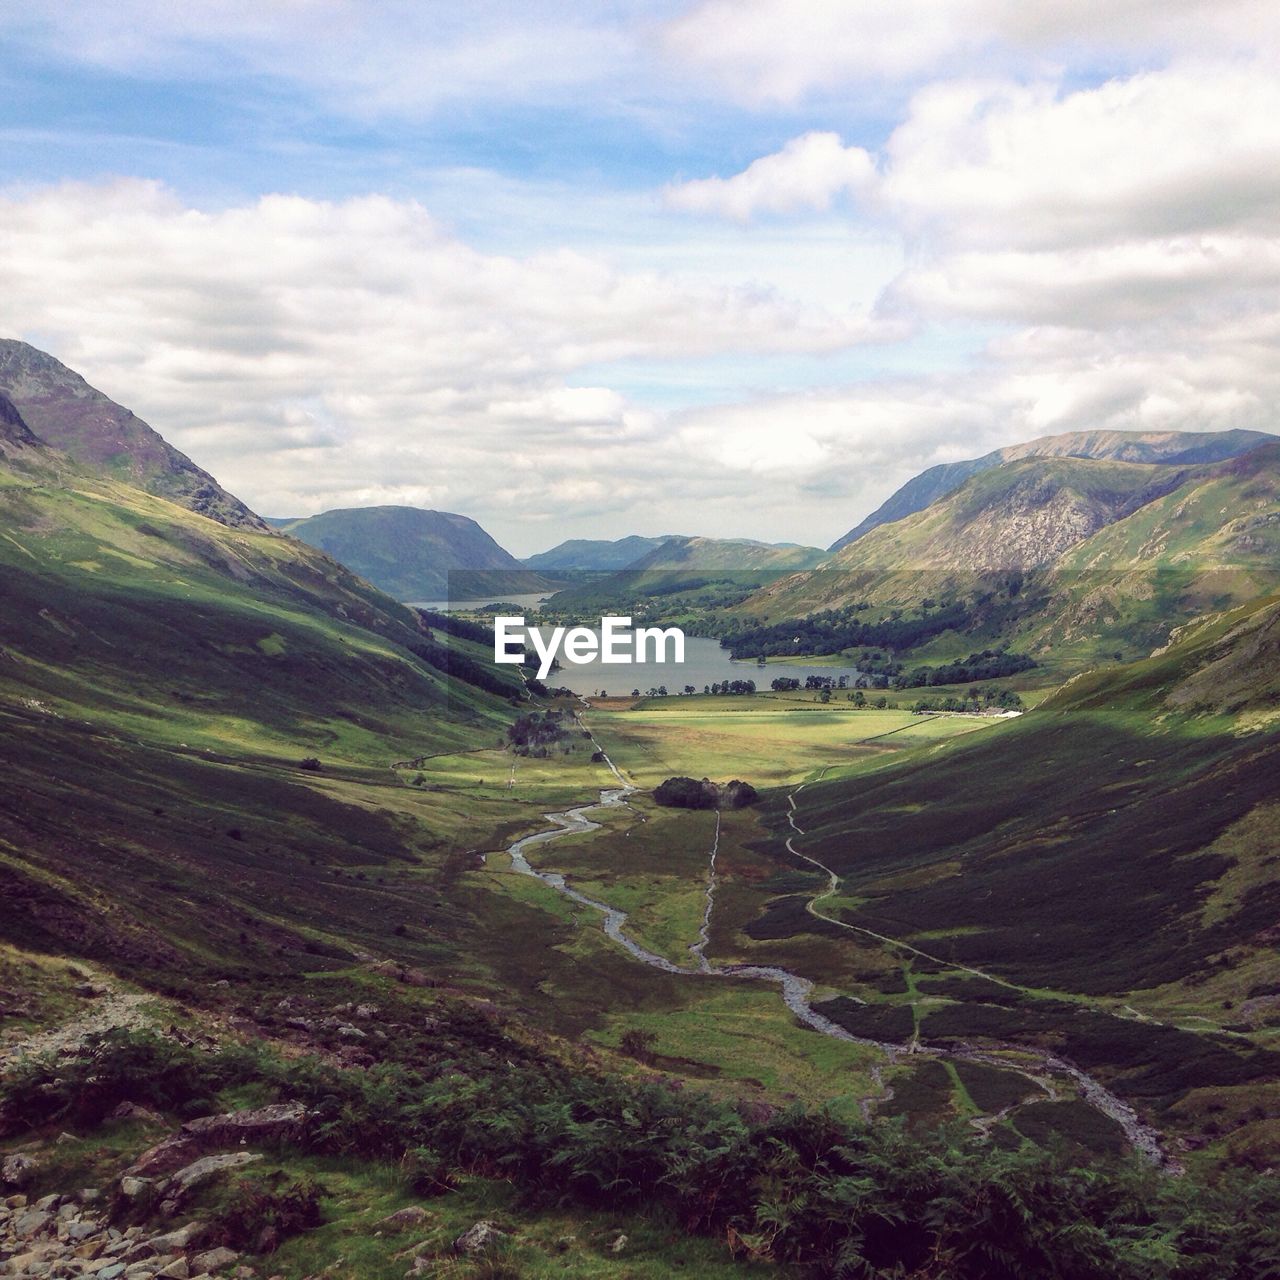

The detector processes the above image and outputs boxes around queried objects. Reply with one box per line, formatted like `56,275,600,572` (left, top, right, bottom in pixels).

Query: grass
587,985,886,1123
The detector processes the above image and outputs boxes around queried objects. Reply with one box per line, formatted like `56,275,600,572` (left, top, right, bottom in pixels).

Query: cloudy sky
2,1,1277,553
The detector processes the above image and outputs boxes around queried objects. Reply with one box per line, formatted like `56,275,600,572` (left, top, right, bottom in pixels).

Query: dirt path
0,984,153,1071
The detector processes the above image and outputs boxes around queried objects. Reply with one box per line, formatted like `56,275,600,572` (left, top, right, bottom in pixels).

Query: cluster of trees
8,1026,1280,1279
900,649,1037,688
653,776,759,809
506,709,574,757
723,600,973,660
913,687,1024,713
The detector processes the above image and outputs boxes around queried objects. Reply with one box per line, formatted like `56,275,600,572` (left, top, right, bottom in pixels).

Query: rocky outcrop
0,340,265,532
124,1104,309,1181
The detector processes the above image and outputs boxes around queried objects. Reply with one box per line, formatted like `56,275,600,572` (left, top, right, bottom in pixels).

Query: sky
1,2,1278,554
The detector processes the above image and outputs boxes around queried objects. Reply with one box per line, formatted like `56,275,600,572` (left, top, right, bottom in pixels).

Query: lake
519,627,862,696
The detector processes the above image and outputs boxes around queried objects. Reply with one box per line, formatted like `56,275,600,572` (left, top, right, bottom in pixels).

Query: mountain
523,535,685,572
626,535,827,573
0,339,266,530
0,391,521,975
274,505,556,602
760,587,1280,1130
830,428,1274,551
733,441,1280,667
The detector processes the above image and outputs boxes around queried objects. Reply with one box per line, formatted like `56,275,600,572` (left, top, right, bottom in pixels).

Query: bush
211,1175,323,1252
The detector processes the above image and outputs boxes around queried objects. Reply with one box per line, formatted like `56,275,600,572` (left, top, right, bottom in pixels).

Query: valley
1,346,1278,1277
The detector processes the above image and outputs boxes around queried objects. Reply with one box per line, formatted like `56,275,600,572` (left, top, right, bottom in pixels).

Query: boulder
165,1152,262,1196
190,1246,240,1273
453,1220,507,1255
378,1205,432,1231
125,1103,309,1178
2,1153,38,1187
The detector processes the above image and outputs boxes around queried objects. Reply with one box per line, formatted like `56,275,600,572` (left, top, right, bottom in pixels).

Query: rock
377,1206,431,1230
182,1103,308,1148
607,1232,628,1253
125,1137,203,1180
6,1192,30,1208
452,1220,507,1255
113,1102,166,1125
156,1260,190,1279
119,1177,155,1201
125,1102,308,1180
190,1247,239,1273
97,1265,127,1280
165,1152,262,1196
3,1152,38,1187
56,1131,79,1146
14,1208,53,1239
144,1222,207,1253
336,1024,366,1039
355,1004,378,1019
79,1188,103,1203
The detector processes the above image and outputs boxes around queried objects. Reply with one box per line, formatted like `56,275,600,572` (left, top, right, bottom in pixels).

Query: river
498,717,1172,1166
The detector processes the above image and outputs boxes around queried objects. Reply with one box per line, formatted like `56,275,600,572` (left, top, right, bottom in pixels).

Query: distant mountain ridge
0,339,266,530
626,535,826,573
830,428,1275,551
275,505,553,602
523,535,688,571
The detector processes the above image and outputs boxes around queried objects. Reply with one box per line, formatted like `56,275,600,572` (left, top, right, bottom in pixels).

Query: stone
3,1153,38,1187
607,1232,628,1253
112,1102,165,1125
189,1247,239,1273
377,1206,431,1230
79,1188,102,1203
14,1208,53,1239
124,1137,202,1180
181,1103,308,1149
164,1152,262,1196
118,1177,154,1201
7,1192,30,1208
98,1265,127,1279
35,1193,61,1211
336,1024,366,1039
144,1222,206,1253
157,1260,190,1280
452,1220,506,1255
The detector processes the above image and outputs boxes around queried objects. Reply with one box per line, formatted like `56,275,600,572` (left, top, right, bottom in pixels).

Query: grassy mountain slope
522,534,684,571
750,594,1280,1142
830,427,1274,551
768,590,1280,1000
627,534,826,573
0,339,265,530
739,444,1280,669
275,504,555,601
0,419,526,980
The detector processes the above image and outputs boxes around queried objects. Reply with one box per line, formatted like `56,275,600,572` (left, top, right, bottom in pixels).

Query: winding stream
499,733,1171,1167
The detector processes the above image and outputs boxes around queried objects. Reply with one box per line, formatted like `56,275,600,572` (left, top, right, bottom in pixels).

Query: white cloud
0,179,885,549
665,132,875,221
662,0,1280,102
